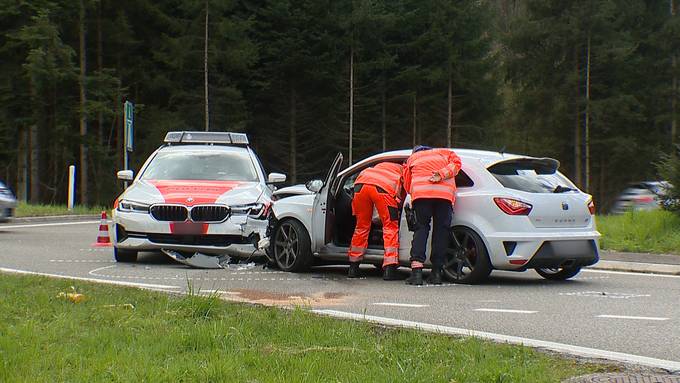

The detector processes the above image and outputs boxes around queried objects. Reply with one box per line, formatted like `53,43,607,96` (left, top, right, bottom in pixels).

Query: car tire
114,247,138,263
442,226,492,284
272,219,313,272
535,266,582,281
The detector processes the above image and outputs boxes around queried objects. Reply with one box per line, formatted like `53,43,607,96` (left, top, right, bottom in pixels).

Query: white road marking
0,221,100,229
474,308,537,314
0,267,179,290
312,309,680,372
597,315,669,321
583,268,680,279
373,302,429,308
559,291,651,299
88,265,117,276
50,259,113,263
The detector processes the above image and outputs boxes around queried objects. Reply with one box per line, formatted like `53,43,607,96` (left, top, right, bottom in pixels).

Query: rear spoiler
487,157,560,175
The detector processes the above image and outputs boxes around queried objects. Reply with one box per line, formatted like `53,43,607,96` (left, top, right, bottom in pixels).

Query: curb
590,260,680,276
8,214,101,224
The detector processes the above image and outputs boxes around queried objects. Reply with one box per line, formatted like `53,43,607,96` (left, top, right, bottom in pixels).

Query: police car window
141,150,259,182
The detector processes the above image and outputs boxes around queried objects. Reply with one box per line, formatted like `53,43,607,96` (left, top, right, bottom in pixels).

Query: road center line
313,309,680,372
373,302,429,308
0,221,100,229
597,314,669,321
474,308,537,314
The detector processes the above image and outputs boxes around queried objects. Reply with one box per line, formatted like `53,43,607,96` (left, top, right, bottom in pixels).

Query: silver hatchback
610,181,669,214
0,181,17,222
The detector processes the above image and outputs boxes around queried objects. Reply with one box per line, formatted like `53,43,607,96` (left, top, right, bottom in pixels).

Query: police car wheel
114,247,138,263
273,219,312,272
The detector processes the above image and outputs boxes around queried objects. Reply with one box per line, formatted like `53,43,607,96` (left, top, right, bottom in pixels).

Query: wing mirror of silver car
117,170,134,181
306,179,324,193
267,172,287,184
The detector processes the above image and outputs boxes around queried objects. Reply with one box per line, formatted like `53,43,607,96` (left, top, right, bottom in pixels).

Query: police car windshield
141,149,259,182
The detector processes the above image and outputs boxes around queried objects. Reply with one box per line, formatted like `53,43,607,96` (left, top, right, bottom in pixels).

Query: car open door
311,153,343,249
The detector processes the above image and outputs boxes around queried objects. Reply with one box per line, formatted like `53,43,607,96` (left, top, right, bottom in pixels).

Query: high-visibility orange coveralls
348,162,404,268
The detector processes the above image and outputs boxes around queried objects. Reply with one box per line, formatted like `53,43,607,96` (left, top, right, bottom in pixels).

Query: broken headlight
230,202,269,219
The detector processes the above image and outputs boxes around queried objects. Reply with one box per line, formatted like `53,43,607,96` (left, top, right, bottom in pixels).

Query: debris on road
162,249,262,270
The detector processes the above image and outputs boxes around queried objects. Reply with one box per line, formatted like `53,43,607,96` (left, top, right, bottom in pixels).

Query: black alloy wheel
114,247,138,263
273,219,312,272
442,227,492,284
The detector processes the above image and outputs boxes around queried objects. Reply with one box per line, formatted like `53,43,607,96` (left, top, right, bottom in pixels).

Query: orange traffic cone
93,211,112,247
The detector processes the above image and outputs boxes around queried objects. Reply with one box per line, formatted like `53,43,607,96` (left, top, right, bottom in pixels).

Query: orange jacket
403,148,462,204
355,162,404,200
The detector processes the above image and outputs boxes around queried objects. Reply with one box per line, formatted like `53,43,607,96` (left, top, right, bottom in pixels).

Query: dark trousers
409,198,453,268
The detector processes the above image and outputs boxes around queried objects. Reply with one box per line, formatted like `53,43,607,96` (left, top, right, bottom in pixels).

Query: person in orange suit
348,161,405,280
403,145,462,285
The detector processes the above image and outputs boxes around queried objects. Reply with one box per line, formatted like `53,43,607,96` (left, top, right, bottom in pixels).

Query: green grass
15,202,108,217
0,274,607,382
597,210,680,255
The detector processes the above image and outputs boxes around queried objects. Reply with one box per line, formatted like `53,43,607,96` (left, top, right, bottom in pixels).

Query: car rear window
141,149,259,182
488,159,576,193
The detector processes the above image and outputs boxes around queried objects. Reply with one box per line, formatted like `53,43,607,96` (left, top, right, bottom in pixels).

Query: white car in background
268,149,600,283
112,131,286,267
0,181,17,222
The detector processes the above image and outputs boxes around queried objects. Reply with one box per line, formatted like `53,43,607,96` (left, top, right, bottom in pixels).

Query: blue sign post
123,101,134,188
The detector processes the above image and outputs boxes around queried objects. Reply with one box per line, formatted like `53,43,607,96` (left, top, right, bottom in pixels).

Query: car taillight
494,198,532,215
588,200,595,215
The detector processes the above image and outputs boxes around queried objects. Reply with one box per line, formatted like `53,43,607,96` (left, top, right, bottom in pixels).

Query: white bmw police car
269,149,600,283
112,131,285,266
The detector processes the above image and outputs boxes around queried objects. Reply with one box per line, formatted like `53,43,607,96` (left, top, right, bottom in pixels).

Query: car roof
349,148,527,168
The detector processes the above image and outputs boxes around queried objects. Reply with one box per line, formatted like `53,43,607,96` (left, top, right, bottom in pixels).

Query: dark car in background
0,181,17,222
611,181,669,214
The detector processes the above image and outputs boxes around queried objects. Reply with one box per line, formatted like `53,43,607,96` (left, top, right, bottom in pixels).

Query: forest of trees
0,0,678,211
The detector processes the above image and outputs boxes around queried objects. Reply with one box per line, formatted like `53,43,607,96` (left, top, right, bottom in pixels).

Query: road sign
124,101,134,152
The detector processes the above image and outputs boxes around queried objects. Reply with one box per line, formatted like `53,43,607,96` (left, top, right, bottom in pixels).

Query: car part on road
273,219,313,272
162,249,231,269
113,247,138,263
443,227,492,284
536,266,582,281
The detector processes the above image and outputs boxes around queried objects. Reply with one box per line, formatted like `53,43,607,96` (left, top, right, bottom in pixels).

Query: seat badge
561,202,569,210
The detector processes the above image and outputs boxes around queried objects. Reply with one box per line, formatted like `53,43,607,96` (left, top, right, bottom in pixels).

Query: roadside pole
67,165,76,211
123,100,134,189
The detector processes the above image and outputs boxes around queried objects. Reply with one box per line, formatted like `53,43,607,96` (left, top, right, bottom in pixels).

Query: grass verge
15,202,108,217
597,210,680,255
0,274,608,382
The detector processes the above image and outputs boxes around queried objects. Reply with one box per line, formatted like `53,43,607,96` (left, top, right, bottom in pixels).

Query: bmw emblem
561,202,569,210
187,197,194,203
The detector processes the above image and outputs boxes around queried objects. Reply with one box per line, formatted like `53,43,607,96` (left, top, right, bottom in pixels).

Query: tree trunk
204,0,210,132
16,127,28,202
672,0,677,146
79,0,88,206
584,33,592,193
97,0,103,147
446,69,453,148
381,88,386,151
412,93,417,147
574,44,582,187
348,45,354,165
29,124,40,203
289,85,297,184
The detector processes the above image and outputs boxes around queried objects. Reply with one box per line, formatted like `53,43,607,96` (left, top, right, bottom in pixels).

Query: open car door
311,153,343,249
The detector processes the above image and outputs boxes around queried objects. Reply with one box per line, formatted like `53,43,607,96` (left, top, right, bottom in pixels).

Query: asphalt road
2,220,679,370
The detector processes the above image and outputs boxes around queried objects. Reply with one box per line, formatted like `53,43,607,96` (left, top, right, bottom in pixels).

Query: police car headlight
230,202,269,218
118,199,150,213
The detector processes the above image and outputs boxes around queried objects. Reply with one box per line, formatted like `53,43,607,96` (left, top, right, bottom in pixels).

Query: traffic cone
93,211,112,247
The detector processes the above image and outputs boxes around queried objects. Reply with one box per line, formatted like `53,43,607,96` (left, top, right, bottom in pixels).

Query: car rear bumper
485,231,600,270
112,209,267,257
0,197,15,221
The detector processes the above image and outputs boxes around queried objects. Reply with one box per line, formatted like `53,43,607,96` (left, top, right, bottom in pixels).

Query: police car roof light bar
164,131,249,145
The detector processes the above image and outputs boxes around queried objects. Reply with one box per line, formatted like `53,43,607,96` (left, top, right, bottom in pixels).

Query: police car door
311,153,343,249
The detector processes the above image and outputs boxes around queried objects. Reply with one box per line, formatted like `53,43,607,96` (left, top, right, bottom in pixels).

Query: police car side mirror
117,170,134,181
306,179,323,193
267,172,287,184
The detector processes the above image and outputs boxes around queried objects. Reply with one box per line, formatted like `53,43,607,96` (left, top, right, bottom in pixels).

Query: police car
112,131,285,267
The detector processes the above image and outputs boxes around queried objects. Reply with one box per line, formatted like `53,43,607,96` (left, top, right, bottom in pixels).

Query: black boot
405,268,423,285
382,265,401,281
348,262,363,278
427,267,443,285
